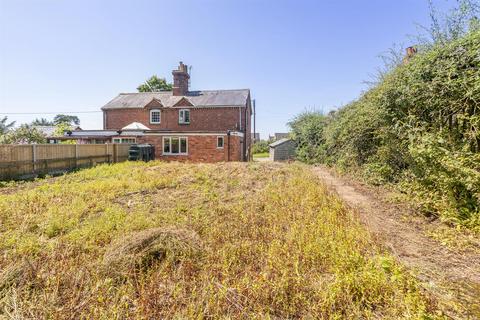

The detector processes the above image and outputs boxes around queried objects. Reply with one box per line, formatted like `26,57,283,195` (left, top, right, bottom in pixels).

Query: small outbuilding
269,138,295,161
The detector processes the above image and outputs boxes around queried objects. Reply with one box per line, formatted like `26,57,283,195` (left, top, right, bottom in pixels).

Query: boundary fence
0,144,131,180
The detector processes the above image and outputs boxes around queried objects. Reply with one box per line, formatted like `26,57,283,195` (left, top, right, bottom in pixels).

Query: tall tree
0,116,15,135
137,75,173,92
31,118,54,126
53,114,80,126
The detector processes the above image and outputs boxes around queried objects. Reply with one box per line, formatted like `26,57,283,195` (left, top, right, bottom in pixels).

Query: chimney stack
172,61,190,96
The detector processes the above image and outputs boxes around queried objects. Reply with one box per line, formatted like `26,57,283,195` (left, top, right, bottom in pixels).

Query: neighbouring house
56,129,134,144
35,125,81,144
274,133,289,140
58,62,252,162
269,138,295,161
268,133,289,141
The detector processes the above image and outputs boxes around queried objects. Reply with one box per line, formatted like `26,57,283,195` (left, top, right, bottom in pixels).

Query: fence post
32,144,36,174
74,144,78,169
113,144,118,163
105,144,110,163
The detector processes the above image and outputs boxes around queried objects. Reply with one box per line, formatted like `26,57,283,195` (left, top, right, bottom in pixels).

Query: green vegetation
0,161,440,318
0,114,82,144
137,75,173,92
0,124,47,144
252,139,270,154
0,117,15,135
253,152,269,159
31,118,54,126
290,29,480,232
53,114,80,126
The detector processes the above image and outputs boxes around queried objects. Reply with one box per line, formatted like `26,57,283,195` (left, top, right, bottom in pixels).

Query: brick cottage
64,62,252,162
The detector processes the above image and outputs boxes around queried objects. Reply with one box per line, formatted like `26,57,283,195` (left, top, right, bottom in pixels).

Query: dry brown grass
102,227,202,278
0,161,442,319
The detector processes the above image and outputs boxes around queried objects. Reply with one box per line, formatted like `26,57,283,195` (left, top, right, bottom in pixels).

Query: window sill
162,153,188,156
178,122,190,125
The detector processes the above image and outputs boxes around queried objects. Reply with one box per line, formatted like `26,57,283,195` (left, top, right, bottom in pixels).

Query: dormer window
150,109,161,124
179,109,190,124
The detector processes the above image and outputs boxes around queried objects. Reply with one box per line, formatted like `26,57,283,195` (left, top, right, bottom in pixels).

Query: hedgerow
290,30,480,231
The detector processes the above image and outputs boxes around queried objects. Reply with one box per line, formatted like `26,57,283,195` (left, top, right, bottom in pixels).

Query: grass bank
0,161,440,318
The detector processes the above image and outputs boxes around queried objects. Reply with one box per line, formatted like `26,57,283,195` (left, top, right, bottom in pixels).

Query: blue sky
0,0,454,138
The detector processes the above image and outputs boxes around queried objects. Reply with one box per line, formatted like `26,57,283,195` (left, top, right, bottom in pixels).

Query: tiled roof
101,89,250,110
269,138,292,147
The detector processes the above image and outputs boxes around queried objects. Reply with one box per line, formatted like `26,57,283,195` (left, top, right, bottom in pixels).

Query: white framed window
163,137,187,155
150,109,161,124
178,109,190,124
113,137,136,144
217,136,224,149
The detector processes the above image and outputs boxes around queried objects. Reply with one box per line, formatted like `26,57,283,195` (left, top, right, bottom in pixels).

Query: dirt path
312,165,480,319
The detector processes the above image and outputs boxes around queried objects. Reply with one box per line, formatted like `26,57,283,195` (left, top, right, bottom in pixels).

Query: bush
252,140,270,154
290,30,480,231
288,111,328,163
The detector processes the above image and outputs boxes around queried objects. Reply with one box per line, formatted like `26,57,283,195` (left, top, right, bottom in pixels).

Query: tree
31,118,54,126
137,75,173,92
0,124,47,144
288,111,329,163
0,116,15,135
53,114,80,126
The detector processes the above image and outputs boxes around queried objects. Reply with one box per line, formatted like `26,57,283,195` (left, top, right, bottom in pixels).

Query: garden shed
269,138,295,161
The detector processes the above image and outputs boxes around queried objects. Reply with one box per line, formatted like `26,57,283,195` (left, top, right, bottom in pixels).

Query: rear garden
0,161,440,318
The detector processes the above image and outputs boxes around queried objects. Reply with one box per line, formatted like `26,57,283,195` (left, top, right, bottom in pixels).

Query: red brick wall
104,107,243,132
137,134,242,162
238,97,252,160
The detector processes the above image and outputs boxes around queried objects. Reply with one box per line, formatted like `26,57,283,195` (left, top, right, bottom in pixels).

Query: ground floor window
163,137,187,155
113,137,136,144
217,136,224,148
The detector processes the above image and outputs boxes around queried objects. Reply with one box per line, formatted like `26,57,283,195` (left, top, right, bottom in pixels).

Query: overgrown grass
0,161,440,318
253,152,269,159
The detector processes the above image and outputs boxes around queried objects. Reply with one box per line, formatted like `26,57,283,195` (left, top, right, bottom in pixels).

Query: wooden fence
0,144,132,180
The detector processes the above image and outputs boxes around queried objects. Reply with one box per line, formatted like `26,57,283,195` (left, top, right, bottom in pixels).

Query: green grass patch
253,152,269,158
0,161,440,318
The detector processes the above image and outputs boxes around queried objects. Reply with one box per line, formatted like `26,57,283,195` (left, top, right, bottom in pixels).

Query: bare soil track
312,165,480,319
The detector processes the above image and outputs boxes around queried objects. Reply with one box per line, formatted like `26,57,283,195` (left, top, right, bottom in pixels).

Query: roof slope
269,138,292,147
101,89,250,110
122,122,151,130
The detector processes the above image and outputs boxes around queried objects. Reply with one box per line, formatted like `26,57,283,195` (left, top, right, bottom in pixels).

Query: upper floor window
179,109,190,124
150,109,161,124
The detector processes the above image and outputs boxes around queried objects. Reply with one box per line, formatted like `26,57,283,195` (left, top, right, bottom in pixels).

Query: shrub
252,140,270,154
290,30,480,230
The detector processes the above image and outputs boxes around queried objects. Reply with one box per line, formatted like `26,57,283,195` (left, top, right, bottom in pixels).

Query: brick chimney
172,61,190,96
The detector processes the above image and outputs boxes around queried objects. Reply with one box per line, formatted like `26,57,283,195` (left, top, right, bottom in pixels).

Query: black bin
128,144,155,161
